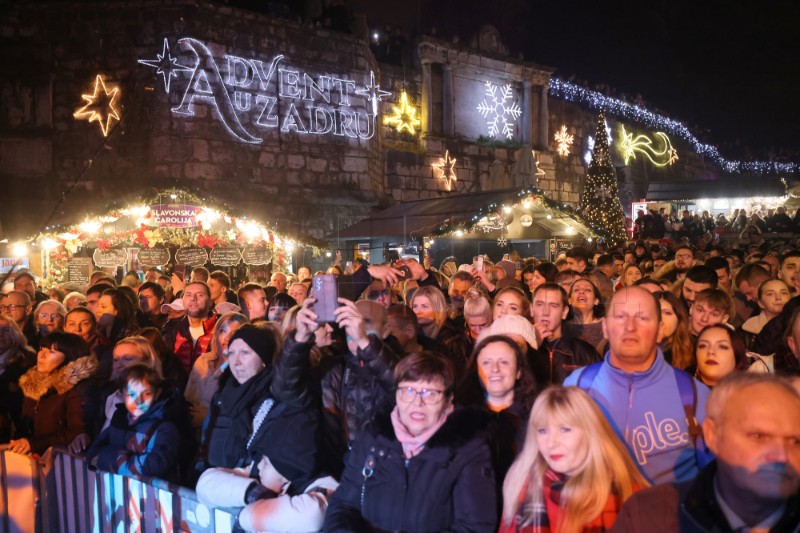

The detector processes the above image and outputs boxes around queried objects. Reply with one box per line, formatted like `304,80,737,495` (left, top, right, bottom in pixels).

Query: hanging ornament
497,236,508,247
520,214,533,227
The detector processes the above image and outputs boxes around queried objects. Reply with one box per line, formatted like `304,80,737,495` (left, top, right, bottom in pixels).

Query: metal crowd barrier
0,446,236,533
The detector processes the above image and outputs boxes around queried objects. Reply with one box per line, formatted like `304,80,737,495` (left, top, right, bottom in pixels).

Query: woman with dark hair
563,277,606,352
9,332,97,455
0,317,36,442
324,351,497,532
458,334,537,487
694,325,749,388
522,262,558,298
267,292,297,324
656,291,695,370
64,307,98,347
93,288,140,377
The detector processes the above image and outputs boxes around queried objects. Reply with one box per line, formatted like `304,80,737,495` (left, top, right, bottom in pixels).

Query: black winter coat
324,408,497,533
321,335,401,475
528,336,601,386
0,346,36,442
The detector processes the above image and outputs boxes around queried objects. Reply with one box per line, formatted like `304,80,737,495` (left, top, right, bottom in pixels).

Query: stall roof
646,177,785,202
334,188,594,241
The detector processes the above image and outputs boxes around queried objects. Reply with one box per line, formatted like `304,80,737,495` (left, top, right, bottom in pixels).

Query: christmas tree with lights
579,111,627,245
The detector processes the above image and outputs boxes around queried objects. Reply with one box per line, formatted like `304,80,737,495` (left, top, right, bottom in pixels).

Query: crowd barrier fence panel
0,446,237,533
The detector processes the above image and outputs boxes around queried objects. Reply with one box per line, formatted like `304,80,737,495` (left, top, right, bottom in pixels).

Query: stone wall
0,1,743,246
0,0,388,240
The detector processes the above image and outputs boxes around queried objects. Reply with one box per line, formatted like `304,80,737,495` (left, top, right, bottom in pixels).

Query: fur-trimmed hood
19,355,98,401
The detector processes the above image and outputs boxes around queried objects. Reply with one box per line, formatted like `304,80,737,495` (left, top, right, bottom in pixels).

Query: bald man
565,287,713,484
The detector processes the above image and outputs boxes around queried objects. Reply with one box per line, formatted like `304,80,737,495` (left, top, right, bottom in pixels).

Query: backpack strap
576,362,603,390
673,368,703,447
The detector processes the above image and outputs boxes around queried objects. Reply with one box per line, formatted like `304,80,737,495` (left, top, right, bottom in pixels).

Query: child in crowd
85,364,181,481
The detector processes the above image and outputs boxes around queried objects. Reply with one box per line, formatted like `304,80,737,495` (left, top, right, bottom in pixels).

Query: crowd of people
1,234,800,532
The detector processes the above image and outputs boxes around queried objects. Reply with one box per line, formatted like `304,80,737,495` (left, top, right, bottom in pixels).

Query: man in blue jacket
564,286,713,484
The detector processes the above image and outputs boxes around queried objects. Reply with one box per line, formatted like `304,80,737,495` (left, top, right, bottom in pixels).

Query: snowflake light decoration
554,125,574,157
476,82,522,139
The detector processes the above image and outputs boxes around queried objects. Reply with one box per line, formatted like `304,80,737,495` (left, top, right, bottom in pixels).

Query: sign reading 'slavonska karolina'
139,37,392,145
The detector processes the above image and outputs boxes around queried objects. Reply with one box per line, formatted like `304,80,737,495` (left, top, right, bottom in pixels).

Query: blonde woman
501,387,648,533
463,293,492,343
185,312,248,428
412,285,470,373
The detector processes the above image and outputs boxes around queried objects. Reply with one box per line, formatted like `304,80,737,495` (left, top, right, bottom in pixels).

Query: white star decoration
138,38,193,93
432,150,458,191
355,71,392,116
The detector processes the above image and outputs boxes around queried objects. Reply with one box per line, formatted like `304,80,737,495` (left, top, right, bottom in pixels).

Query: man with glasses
0,290,36,347
673,246,696,280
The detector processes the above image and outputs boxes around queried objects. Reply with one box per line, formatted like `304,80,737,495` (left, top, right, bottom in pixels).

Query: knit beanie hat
477,314,537,349
497,259,518,280
229,325,277,366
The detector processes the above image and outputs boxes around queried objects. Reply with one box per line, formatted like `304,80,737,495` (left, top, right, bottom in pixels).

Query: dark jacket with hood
324,408,497,533
85,388,185,481
610,461,800,533
18,355,97,454
320,334,401,475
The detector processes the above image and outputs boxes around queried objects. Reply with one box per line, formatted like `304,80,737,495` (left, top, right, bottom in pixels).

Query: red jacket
162,314,218,373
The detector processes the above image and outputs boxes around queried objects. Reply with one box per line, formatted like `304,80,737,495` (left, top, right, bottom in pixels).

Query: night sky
357,0,800,158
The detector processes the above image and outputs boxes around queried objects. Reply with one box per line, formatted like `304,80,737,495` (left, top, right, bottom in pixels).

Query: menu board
68,258,92,285
242,246,273,265
210,247,242,267
138,247,171,267
93,249,128,268
174,247,208,266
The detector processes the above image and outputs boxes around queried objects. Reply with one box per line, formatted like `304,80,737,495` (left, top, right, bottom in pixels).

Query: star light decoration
138,38,193,93
477,81,522,139
384,90,421,134
432,150,458,191
73,75,121,137
354,71,392,116
548,78,797,175
618,125,679,167
554,125,574,157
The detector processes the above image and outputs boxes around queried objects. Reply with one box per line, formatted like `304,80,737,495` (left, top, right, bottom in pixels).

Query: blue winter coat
85,389,183,481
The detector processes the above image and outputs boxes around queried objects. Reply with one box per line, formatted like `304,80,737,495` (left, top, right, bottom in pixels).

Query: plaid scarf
511,469,566,533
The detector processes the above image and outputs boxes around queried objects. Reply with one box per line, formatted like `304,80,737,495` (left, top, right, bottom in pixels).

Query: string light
549,78,798,175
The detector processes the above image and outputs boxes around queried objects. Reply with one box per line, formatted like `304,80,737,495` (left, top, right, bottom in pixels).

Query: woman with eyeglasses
324,351,497,532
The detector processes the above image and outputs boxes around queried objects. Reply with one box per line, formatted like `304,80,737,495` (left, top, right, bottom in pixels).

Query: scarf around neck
390,403,454,459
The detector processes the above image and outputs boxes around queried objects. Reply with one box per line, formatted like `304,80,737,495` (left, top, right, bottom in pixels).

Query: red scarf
499,470,633,533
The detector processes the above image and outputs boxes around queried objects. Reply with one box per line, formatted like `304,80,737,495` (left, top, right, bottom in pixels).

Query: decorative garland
31,187,328,288
426,187,605,241
549,78,799,176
